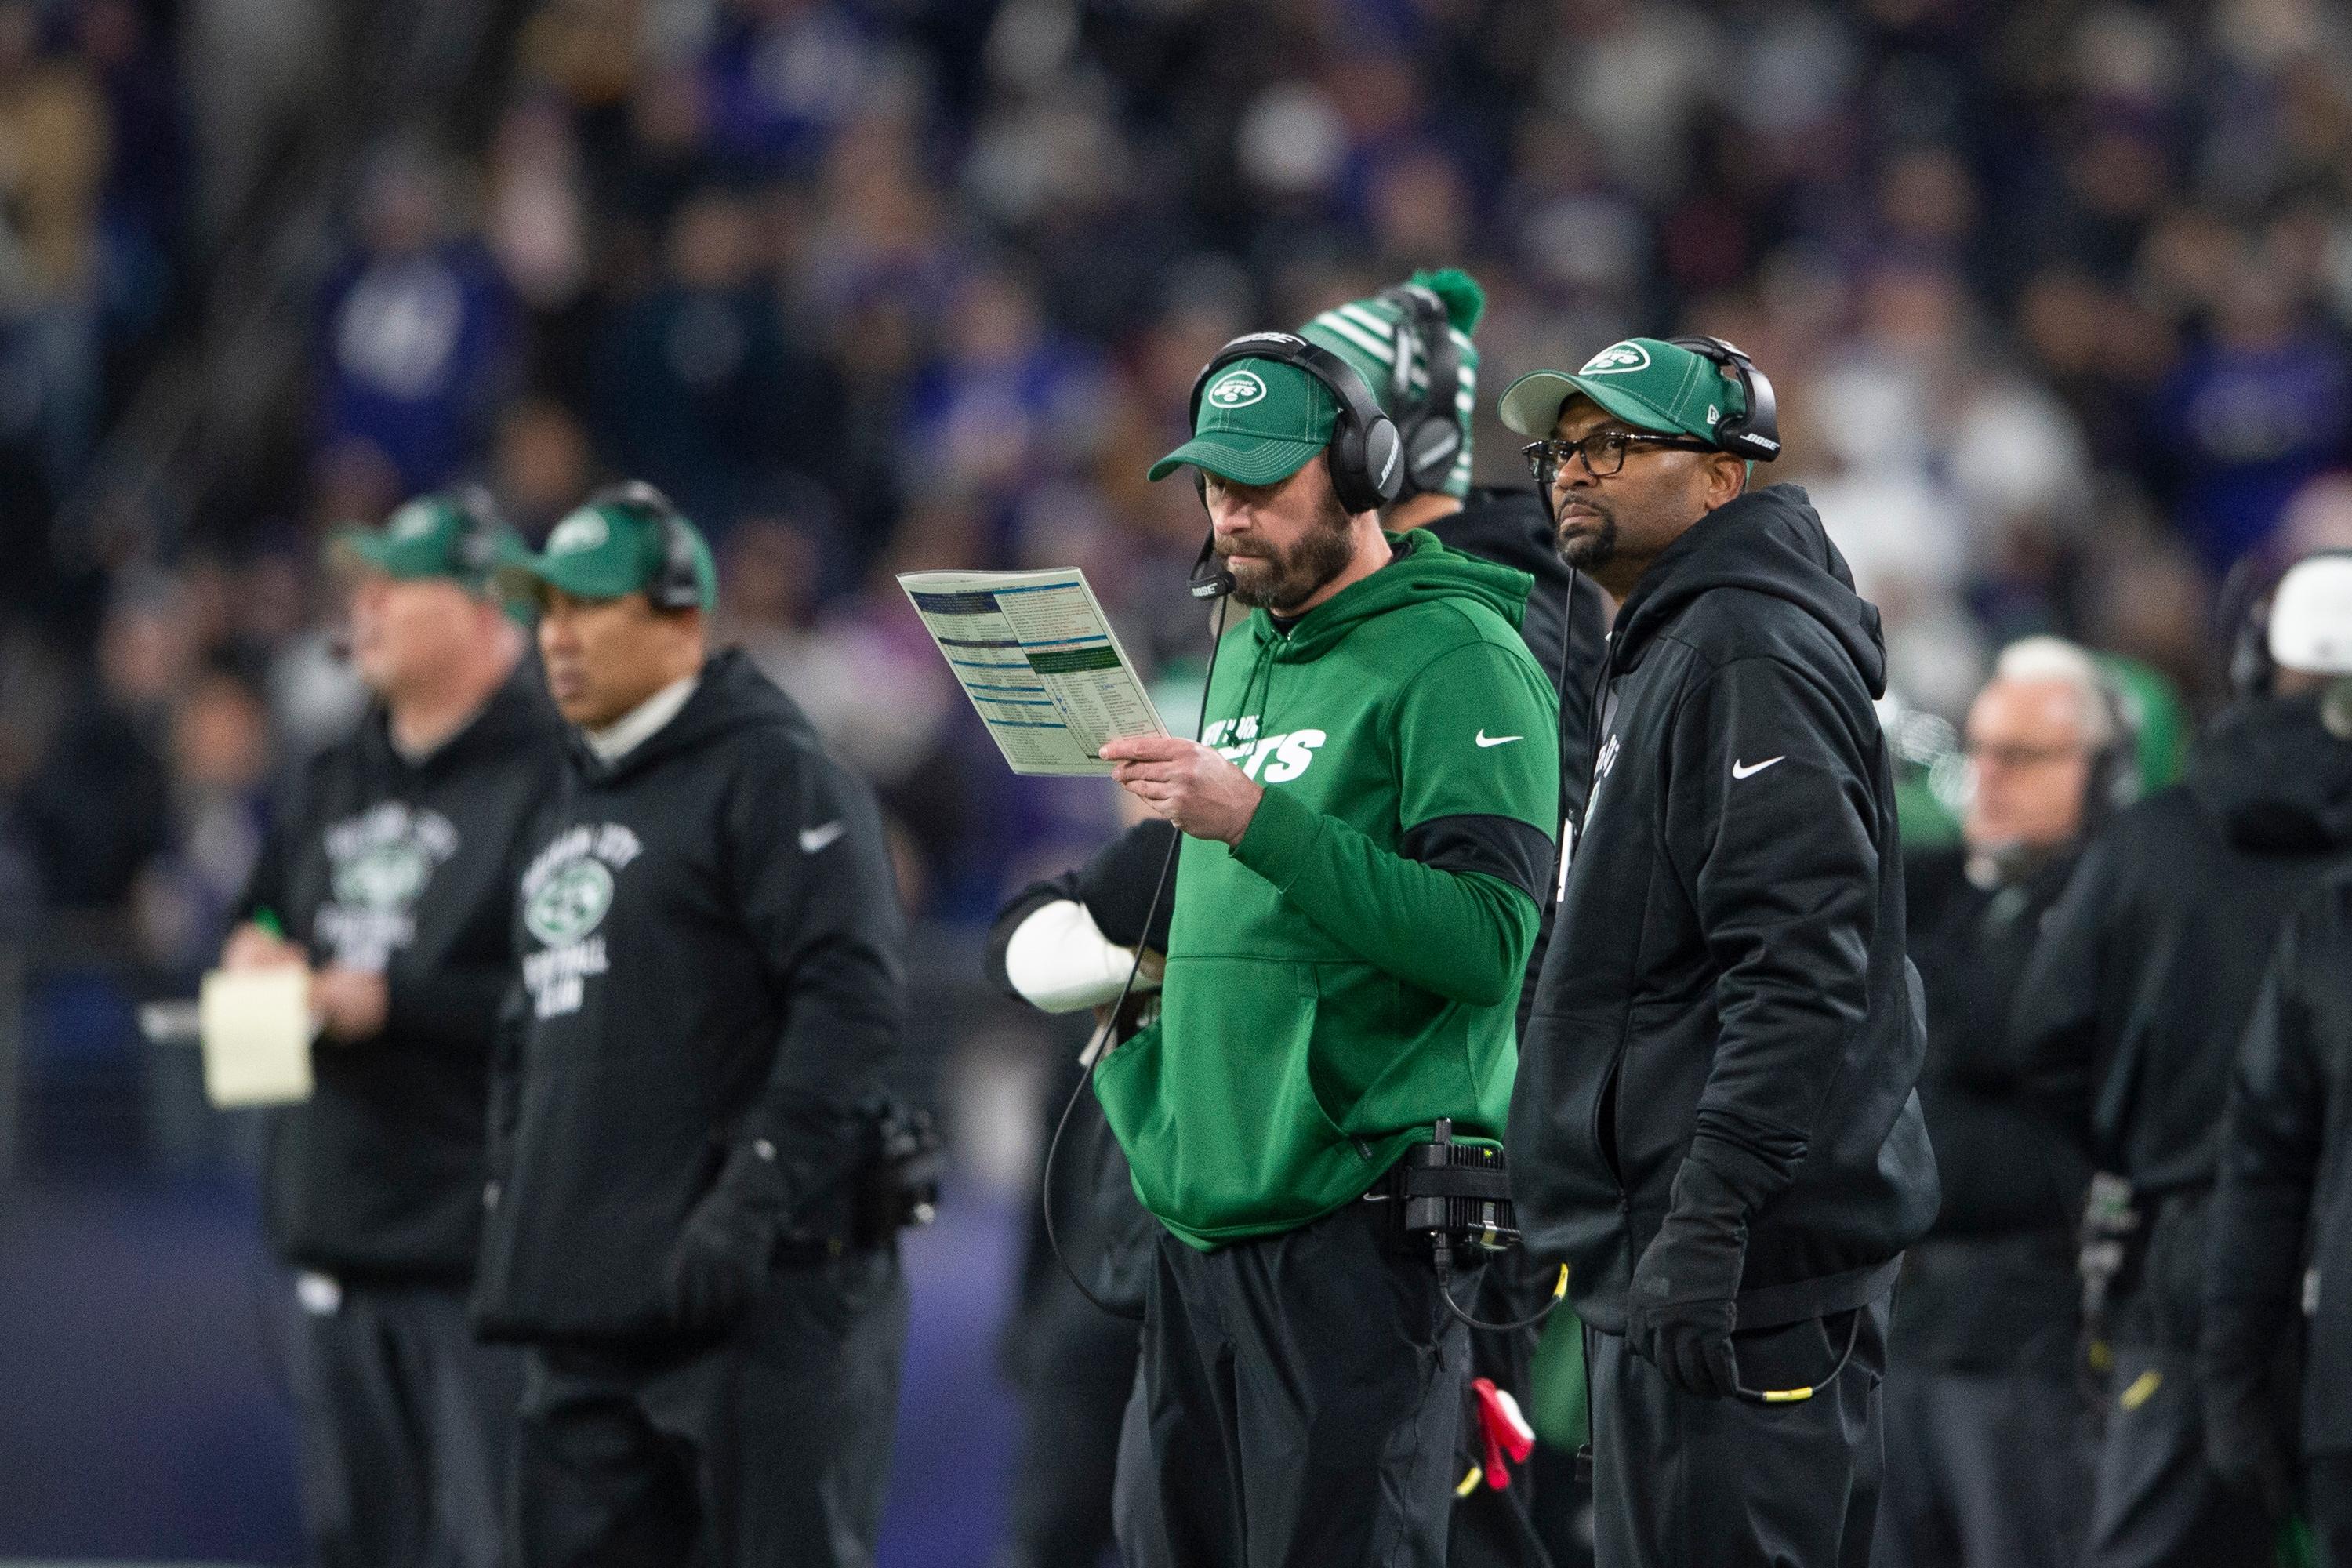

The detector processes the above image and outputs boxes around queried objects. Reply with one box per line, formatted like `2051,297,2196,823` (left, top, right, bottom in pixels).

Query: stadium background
1,0,2350,1559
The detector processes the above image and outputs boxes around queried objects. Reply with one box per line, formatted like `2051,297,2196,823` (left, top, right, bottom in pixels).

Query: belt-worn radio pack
855,1098,944,1246
1397,1118,1519,1251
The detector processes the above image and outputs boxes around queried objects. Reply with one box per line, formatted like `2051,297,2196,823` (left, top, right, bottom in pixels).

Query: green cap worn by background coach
331,494,521,590
1148,356,1338,486
496,499,718,612
1300,267,1484,499
1498,336,1748,445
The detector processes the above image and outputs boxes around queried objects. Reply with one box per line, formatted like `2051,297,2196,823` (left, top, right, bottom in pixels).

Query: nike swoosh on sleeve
1475,731,1523,748
1730,757,1785,780
798,821,848,853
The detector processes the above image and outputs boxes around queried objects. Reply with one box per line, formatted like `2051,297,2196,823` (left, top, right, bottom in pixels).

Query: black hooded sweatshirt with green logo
1510,485,1940,1334
236,663,563,1283
471,649,906,1346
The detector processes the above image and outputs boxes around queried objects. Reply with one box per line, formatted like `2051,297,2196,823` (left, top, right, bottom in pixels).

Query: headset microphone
1188,530,1236,601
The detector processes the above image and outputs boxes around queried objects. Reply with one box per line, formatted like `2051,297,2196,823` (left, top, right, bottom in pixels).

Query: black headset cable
1039,594,1230,1323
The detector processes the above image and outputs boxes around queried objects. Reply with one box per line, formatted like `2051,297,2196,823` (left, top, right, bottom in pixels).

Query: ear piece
1667,336,1780,463
432,482,508,579
2082,668,2142,828
583,481,704,611
1186,332,1402,515
1379,283,1465,499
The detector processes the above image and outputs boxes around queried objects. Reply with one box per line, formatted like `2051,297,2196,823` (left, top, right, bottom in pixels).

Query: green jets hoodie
1094,531,1560,1248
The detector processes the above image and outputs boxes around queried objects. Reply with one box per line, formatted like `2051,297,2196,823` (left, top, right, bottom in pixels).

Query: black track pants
1121,1196,1474,1568
509,1249,907,1568
1585,1300,1889,1568
285,1276,521,1568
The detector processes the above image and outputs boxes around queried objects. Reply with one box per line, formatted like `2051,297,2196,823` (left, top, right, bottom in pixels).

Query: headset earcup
1360,413,1403,510
658,515,703,610
2231,604,2274,699
1406,416,1461,495
1326,408,1370,514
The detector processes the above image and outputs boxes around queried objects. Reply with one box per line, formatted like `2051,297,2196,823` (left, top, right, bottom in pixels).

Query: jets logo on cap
1581,342,1651,376
547,514,609,555
387,501,440,541
1207,370,1267,408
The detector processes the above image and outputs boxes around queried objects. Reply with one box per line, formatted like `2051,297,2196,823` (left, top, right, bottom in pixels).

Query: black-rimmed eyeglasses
1522,430,1719,486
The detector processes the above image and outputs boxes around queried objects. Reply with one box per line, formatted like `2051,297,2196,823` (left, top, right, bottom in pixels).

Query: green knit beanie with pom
1299,268,1485,500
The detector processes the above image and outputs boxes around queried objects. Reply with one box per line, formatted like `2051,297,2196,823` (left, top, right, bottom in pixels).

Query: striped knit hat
1300,268,1485,500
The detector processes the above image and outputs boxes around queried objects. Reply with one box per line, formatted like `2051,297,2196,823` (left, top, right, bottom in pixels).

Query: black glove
666,1139,790,1338
1626,1159,1749,1399
2200,1304,2294,1517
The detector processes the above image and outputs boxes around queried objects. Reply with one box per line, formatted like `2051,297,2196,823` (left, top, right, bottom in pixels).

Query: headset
2082,662,2143,829
2222,549,2352,700
1665,335,1782,463
2220,555,2277,699
1379,282,1465,500
1188,332,1404,518
1188,531,1236,602
435,482,508,581
1181,331,1405,601
584,481,706,611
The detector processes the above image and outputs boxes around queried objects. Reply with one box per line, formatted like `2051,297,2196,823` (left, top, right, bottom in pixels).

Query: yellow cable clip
1455,1465,1483,1498
1757,1385,1816,1404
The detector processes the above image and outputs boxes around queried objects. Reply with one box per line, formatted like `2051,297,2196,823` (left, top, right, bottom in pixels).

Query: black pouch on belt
1392,1118,1519,1252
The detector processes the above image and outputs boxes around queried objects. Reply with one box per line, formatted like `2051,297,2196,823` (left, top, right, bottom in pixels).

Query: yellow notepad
198,968,316,1107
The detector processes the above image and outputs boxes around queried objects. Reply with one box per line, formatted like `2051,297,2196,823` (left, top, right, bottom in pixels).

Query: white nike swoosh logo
1731,757,1785,780
1475,731,1523,748
798,821,847,853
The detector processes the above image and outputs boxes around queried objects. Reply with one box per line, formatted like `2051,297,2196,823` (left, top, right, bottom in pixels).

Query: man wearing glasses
1499,337,1938,1565
1878,638,2126,1568
2009,550,2352,1568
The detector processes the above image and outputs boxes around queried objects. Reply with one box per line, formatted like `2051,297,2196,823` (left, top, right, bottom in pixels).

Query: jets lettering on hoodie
1204,715,1328,782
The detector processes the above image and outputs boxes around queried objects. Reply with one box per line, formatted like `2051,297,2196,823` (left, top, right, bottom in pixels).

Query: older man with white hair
2013,552,2352,1568
1878,636,2130,1568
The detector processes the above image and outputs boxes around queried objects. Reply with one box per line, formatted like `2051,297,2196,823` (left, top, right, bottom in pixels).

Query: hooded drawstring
1224,630,1282,755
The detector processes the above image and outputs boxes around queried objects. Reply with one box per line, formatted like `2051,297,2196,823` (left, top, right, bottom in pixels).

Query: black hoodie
1508,485,1940,1334
1430,486,1613,811
236,662,563,1283
2205,865,2352,1454
471,649,906,1345
2009,691,2352,1199
1430,487,1614,1033
1894,846,2090,1375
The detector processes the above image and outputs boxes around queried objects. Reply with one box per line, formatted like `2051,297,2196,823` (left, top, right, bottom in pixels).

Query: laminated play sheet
898,568,1167,775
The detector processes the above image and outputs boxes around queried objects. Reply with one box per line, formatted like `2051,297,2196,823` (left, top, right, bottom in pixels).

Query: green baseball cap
1148,357,1338,486
330,492,519,590
1498,336,1747,446
495,494,718,612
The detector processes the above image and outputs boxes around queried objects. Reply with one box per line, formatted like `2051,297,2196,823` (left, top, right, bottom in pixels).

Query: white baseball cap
2268,554,2352,675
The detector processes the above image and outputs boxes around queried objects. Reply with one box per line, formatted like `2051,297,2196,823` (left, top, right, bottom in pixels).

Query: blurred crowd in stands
5,0,2352,967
